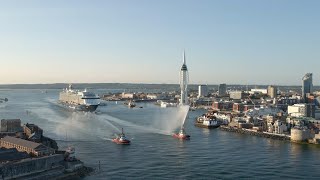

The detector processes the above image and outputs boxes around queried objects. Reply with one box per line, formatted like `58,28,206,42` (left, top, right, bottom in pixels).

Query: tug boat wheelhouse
112,128,131,145
173,127,190,140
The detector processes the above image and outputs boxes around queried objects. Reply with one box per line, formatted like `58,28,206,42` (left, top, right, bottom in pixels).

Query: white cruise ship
59,84,100,112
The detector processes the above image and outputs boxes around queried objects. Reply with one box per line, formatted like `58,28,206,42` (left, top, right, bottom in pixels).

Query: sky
0,0,319,85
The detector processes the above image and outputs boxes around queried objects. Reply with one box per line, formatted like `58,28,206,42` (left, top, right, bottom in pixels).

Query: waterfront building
121,93,137,99
302,73,313,102
23,123,43,142
267,120,287,134
198,85,208,98
179,51,189,105
147,94,158,99
0,136,54,156
218,84,227,96
287,103,315,118
245,106,284,117
267,85,277,98
212,101,233,111
1,119,21,132
233,103,245,112
291,127,311,142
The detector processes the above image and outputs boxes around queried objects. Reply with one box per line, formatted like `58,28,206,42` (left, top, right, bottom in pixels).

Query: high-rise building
179,51,189,105
218,84,227,96
267,85,277,98
198,85,208,98
302,73,313,102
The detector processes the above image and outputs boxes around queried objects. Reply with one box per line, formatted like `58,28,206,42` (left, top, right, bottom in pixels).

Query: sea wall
219,126,290,141
0,154,64,179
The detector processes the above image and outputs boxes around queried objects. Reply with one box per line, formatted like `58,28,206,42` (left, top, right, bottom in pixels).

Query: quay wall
219,126,290,141
0,154,64,179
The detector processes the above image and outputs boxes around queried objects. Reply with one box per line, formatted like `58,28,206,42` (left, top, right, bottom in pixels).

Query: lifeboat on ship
112,128,131,145
173,127,190,140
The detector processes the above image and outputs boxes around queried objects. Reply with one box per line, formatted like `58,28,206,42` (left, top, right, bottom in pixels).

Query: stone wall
0,154,64,179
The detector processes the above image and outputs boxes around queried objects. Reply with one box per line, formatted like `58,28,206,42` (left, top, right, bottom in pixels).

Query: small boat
112,128,131,145
128,101,136,108
124,100,136,108
173,127,190,140
195,115,220,129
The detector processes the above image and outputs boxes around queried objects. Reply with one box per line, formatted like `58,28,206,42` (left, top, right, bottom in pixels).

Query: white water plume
102,118,121,133
151,105,189,134
103,114,171,135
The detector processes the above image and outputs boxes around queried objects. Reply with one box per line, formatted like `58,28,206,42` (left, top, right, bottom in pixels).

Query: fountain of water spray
150,105,190,135
103,114,171,135
179,105,190,128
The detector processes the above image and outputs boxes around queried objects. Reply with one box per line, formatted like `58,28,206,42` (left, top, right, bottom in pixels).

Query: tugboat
112,128,131,145
173,127,190,140
195,115,220,129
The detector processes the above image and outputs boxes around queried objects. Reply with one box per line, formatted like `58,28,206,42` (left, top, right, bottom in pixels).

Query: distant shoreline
0,83,313,90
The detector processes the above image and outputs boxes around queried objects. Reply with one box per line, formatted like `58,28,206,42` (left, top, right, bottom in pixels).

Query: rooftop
1,136,42,149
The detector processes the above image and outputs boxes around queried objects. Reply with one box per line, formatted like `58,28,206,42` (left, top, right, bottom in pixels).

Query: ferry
173,127,190,140
58,84,100,112
195,115,220,129
112,128,131,145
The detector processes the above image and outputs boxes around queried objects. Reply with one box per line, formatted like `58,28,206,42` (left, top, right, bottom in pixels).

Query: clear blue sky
0,0,319,85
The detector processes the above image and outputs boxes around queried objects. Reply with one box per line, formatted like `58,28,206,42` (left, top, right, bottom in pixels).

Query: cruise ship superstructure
59,84,100,112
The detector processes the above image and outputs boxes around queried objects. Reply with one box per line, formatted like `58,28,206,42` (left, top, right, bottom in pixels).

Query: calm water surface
1,89,320,179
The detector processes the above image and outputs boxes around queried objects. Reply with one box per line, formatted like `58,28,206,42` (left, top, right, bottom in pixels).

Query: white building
198,85,208,98
267,120,287,134
122,93,136,99
245,106,284,117
250,89,267,95
288,103,315,118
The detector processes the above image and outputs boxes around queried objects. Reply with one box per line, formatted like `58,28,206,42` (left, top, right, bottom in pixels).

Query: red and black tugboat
112,128,131,145
173,127,190,140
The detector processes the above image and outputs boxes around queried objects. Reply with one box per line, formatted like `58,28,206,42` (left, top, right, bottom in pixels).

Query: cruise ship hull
59,102,99,112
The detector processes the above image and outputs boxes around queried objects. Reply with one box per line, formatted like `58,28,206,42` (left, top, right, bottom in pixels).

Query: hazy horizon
1,1,319,85
0,82,318,87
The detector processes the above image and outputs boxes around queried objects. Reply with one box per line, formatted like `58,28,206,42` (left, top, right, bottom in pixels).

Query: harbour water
1,89,320,179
